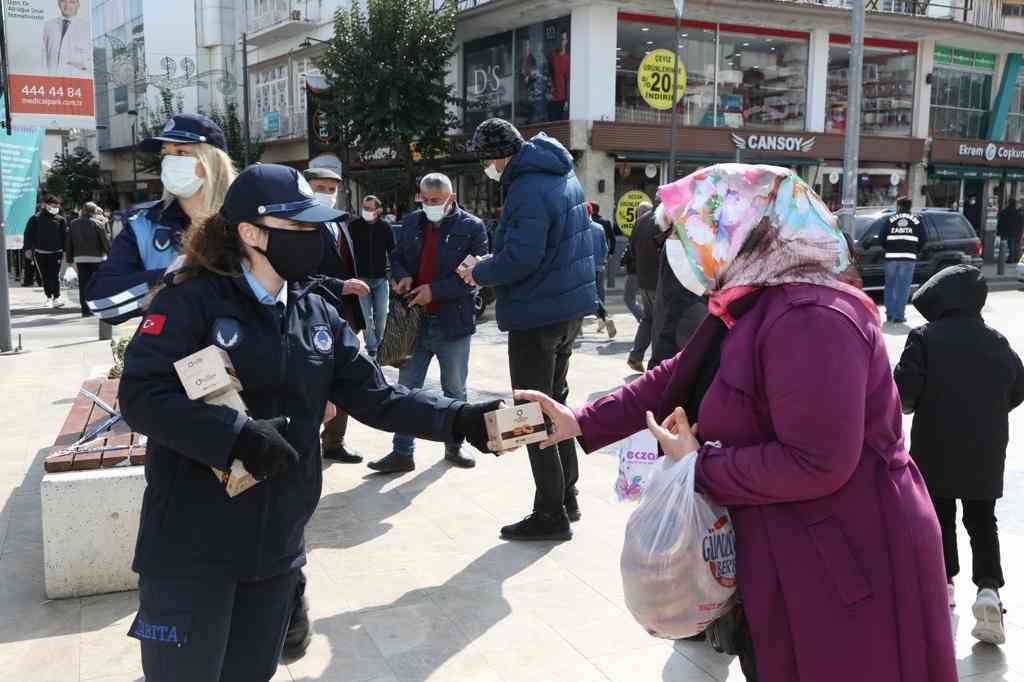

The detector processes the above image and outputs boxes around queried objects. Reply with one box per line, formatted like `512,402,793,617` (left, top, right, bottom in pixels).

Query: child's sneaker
971,588,1006,645
948,583,956,609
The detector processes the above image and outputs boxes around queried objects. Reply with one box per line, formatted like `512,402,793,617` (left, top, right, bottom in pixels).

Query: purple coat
576,285,956,682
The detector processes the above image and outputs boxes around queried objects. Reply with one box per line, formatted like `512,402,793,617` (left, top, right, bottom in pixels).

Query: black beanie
471,118,524,160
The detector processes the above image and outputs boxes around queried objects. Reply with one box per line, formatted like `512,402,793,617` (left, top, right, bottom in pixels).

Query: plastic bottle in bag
620,452,737,639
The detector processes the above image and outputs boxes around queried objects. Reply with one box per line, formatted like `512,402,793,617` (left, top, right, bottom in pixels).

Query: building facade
93,0,240,207
395,0,1024,245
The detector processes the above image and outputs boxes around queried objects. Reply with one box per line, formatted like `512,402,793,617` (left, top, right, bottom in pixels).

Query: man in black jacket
880,196,926,324
627,202,658,371
348,194,396,358
996,198,1023,264
303,167,371,466
23,195,67,308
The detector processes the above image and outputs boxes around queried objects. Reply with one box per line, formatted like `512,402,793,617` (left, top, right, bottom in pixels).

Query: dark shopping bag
376,293,422,368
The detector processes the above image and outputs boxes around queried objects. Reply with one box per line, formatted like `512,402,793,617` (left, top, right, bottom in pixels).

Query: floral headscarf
657,163,874,323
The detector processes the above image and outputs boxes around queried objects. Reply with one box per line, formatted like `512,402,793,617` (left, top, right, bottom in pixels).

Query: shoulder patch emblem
153,227,173,252
212,317,243,350
312,324,333,354
140,314,166,336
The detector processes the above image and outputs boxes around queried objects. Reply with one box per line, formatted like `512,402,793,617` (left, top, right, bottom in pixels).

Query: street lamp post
839,0,866,237
127,109,138,203
668,0,685,181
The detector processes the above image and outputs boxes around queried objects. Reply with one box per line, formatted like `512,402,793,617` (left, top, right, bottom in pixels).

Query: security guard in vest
87,113,236,323
118,163,501,682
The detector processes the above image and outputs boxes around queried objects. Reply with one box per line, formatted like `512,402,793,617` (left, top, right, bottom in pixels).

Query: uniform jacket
589,220,608,272
23,212,67,253
880,212,927,261
471,133,597,331
317,218,365,332
86,200,188,323
119,272,462,579
574,285,957,682
895,266,1024,499
348,216,396,279
65,217,110,264
630,210,661,291
391,207,489,340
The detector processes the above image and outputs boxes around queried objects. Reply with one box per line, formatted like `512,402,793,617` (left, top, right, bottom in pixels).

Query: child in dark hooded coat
895,264,1024,646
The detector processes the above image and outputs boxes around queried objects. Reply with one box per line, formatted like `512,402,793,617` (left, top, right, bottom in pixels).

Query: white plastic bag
613,430,659,502
62,267,78,284
620,452,737,639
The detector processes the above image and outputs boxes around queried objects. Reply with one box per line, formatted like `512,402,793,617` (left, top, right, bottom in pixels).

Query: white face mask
484,162,503,182
315,192,337,208
423,202,450,223
46,205,59,215
665,238,707,297
361,209,377,222
161,155,205,198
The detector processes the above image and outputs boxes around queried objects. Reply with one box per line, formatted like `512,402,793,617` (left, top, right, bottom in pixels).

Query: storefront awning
930,164,1006,179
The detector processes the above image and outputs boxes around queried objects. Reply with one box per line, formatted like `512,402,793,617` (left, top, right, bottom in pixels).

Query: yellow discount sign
637,49,686,111
616,190,652,237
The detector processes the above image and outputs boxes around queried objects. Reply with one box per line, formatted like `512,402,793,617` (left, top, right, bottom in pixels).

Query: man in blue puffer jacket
462,117,596,542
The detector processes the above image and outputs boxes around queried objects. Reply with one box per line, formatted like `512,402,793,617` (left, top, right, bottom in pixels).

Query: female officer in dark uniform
118,164,500,682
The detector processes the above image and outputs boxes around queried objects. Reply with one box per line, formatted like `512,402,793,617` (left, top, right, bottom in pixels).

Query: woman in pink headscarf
519,165,957,681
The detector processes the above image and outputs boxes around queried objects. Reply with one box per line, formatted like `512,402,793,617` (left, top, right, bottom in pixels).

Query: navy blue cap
222,164,345,224
138,113,227,153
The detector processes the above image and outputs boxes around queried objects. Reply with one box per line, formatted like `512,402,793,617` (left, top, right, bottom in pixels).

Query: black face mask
255,225,323,281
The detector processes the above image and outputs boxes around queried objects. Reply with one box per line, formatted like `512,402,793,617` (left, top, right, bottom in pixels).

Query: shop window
818,166,907,211
462,16,571,131
717,31,807,130
1006,77,1024,143
929,52,993,140
615,22,717,126
614,17,808,131
827,42,915,137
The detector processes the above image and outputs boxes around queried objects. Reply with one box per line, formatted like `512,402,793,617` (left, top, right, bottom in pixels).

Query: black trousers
131,569,301,682
930,496,1004,590
508,318,582,515
76,262,100,316
35,251,62,299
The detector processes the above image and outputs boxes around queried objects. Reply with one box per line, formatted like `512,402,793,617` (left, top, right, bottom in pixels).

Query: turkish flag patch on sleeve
140,314,167,336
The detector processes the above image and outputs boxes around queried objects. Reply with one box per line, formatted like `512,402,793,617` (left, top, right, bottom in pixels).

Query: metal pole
241,32,251,167
667,12,682,180
0,0,13,351
839,0,865,237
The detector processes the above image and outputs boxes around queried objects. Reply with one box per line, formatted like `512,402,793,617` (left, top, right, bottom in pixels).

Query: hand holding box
173,346,259,497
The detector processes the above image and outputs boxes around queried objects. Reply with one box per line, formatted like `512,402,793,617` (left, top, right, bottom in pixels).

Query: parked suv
853,208,983,290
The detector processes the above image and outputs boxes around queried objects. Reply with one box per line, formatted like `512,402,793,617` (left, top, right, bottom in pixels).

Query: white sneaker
948,583,956,609
971,588,1006,645
46,297,54,309
52,297,65,308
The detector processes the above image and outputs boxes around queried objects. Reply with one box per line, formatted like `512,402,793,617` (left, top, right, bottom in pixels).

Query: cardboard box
484,402,549,450
173,346,241,402
174,345,258,498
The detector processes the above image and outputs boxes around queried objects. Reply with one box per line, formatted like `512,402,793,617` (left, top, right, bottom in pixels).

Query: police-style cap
303,167,342,182
222,164,344,224
138,113,227,153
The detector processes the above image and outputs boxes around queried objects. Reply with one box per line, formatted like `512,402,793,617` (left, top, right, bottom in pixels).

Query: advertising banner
6,0,96,129
0,125,45,250
463,31,514,133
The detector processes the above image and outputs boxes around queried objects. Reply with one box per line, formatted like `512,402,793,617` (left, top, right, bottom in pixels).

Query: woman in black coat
895,264,1024,645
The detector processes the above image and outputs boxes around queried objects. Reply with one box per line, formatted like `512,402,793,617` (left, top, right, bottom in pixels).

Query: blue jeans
393,317,471,457
884,260,915,322
359,278,390,354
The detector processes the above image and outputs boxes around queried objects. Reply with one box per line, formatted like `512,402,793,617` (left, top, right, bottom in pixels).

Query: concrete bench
41,378,148,599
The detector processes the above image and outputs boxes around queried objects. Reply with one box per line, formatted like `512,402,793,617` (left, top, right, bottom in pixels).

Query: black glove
454,399,504,454
231,417,300,480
